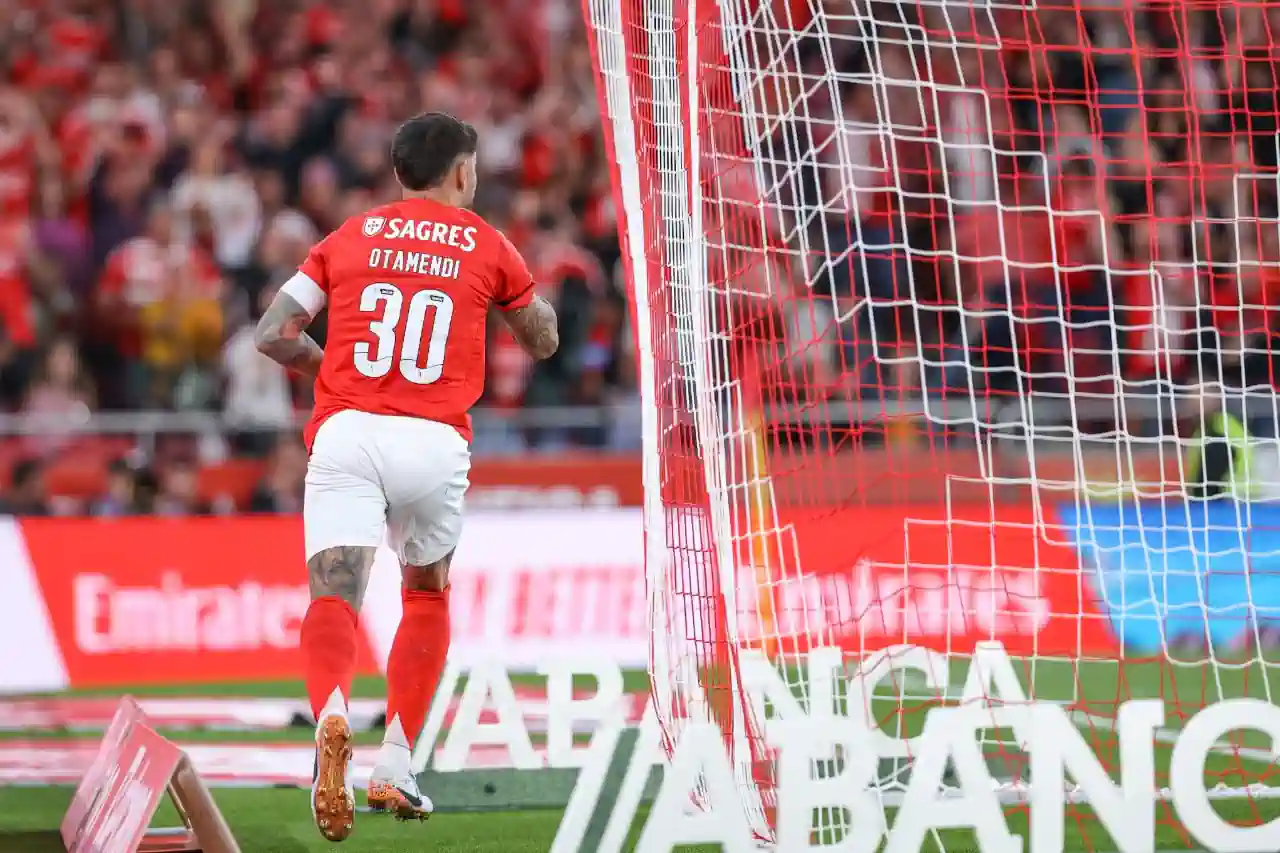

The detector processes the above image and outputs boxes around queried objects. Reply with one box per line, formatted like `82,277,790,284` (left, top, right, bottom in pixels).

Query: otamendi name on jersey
367,248,462,280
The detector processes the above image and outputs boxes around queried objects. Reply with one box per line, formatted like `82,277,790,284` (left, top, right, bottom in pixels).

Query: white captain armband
279,271,327,317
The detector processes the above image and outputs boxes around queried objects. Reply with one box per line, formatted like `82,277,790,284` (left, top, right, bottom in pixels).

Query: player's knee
308,546,375,608
402,553,451,592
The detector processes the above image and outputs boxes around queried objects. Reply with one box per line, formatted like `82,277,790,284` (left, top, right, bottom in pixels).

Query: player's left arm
255,275,325,378
492,230,559,360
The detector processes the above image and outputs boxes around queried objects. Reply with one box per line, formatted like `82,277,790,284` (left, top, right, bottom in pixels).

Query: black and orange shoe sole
313,715,355,842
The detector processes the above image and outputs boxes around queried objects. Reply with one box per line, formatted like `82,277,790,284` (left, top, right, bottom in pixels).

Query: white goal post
582,0,1280,850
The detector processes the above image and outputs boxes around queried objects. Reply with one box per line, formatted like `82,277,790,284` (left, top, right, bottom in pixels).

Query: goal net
583,0,1280,848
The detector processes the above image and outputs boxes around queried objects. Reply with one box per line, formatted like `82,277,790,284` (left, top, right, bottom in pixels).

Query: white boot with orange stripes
366,715,434,822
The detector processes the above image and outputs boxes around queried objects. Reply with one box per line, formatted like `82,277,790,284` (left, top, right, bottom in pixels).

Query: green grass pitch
4,659,1280,852
0,675,663,853
0,785,581,853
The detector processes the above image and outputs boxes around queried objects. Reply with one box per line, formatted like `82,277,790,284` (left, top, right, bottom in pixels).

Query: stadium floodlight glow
582,0,1280,849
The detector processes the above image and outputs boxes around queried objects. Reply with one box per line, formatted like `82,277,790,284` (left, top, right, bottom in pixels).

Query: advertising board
1058,500,1280,652
0,512,648,692
733,504,1116,657
0,506,1126,692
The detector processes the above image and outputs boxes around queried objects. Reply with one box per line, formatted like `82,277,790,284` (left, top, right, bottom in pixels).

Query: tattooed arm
254,289,325,378
502,294,560,360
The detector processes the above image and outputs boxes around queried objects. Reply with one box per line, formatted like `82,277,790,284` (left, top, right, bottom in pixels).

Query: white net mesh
585,0,1280,847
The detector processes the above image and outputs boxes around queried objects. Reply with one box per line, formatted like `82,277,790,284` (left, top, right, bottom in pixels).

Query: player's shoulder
426,207,519,262
445,207,509,247
463,214,523,260
334,201,407,243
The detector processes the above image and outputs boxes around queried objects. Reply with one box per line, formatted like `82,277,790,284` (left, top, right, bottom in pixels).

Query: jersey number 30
353,282,455,384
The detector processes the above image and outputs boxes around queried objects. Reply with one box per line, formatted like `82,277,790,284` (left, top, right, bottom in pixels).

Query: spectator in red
0,92,39,222
0,214,35,352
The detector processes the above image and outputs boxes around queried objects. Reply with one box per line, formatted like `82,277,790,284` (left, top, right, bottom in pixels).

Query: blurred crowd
0,0,635,471
731,1,1280,414
6,0,1280,512
0,430,309,516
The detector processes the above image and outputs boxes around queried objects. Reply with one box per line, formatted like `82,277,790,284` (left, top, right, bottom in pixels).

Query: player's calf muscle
308,546,377,607
402,552,453,592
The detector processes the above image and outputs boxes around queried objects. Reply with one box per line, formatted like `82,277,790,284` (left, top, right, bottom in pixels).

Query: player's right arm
255,238,331,378
493,232,559,360
255,286,325,378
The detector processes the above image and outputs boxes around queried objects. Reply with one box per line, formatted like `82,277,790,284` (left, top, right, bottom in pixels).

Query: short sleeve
493,232,536,312
283,234,333,317
298,238,331,295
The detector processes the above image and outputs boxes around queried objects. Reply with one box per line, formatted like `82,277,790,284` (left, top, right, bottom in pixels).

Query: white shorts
304,409,471,565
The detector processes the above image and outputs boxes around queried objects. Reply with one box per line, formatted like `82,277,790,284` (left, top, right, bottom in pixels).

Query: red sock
385,586,451,747
300,596,360,719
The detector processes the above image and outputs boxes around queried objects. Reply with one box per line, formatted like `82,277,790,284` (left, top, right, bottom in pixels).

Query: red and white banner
732,504,1117,657
0,512,647,693
0,507,1114,694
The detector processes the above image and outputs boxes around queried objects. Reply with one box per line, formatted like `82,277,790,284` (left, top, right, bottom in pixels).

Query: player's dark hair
391,112,479,191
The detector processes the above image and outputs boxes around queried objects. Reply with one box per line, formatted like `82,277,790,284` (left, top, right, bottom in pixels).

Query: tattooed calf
307,545,378,608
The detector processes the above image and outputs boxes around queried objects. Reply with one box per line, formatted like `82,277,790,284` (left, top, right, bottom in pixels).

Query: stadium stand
0,0,1273,514
0,0,638,512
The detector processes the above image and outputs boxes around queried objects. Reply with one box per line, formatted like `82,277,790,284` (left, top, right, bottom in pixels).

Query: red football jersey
293,197,535,448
